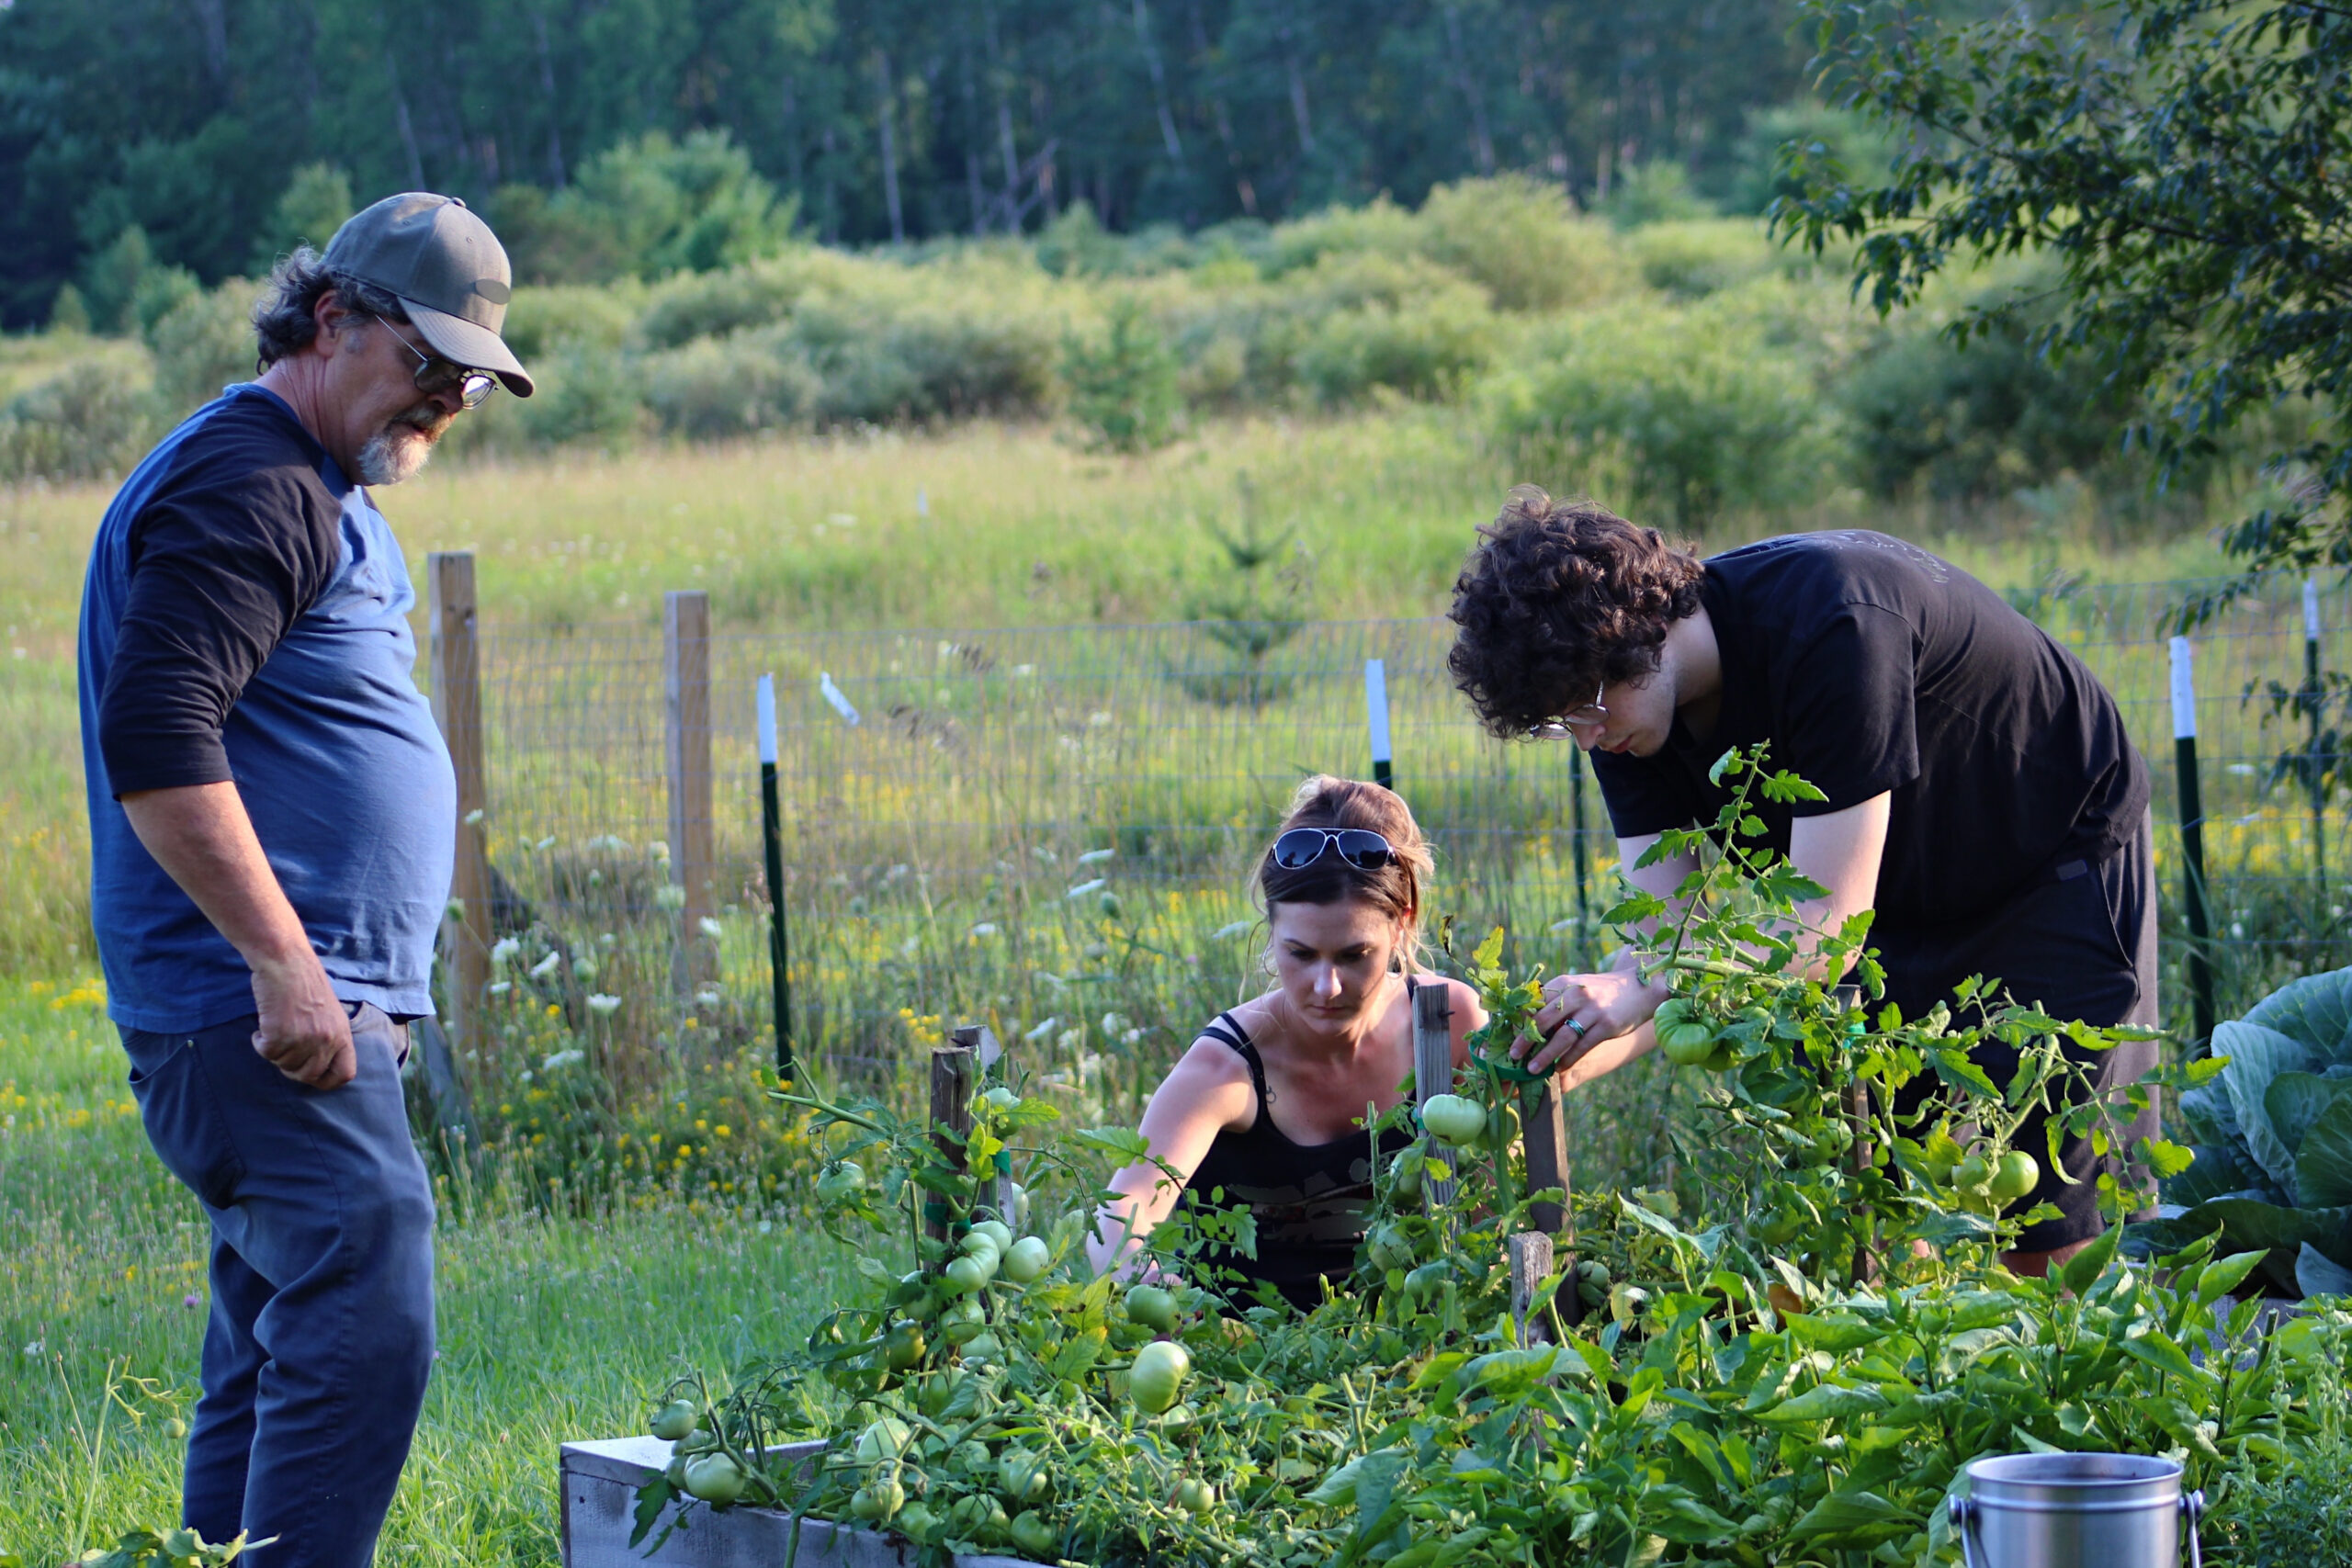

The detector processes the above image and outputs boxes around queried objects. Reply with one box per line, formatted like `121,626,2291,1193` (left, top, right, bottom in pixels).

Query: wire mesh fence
453,570,2352,1162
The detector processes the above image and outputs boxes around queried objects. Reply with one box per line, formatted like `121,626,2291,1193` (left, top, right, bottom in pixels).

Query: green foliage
496,131,797,285
143,279,256,419
2136,965,2352,1295
643,750,2343,1567
1839,289,2140,502
1063,297,1181,453
1599,158,1716,230
67,1527,261,1567
0,355,156,481
1783,0,2352,577
1721,100,1894,218
77,229,197,340
1484,282,1840,525
247,163,354,274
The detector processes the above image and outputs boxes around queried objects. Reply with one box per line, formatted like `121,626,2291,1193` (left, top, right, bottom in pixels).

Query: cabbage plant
2137,967,2352,1297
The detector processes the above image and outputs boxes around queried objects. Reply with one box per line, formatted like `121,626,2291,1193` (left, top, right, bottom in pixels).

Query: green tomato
815,1160,865,1204
1367,1222,1417,1273
983,1085,1022,1112
1953,1153,1992,1193
1478,1101,1520,1152
944,1254,993,1295
1653,997,1694,1031
960,1330,1006,1366
1402,1260,1452,1299
683,1453,744,1505
894,1501,939,1542
1002,1235,1051,1284
1388,1141,1426,1200
1128,1339,1191,1414
883,1320,928,1371
650,1399,697,1442
999,1447,1050,1503
969,1219,1014,1254
1419,1093,1487,1145
851,1478,905,1522
1172,1477,1216,1513
1755,1207,1804,1247
1011,1510,1058,1557
1990,1150,2041,1202
1124,1283,1179,1332
938,1297,988,1346
854,1416,912,1464
1660,1021,1716,1066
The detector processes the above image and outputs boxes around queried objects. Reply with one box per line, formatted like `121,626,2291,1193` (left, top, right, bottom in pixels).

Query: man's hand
121,781,358,1091
1515,964,1669,1077
251,951,356,1089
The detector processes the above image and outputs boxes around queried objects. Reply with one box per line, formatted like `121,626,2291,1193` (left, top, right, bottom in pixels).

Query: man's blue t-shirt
78,384,456,1032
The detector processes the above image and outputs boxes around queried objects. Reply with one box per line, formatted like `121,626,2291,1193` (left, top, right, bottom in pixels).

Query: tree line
0,0,1852,326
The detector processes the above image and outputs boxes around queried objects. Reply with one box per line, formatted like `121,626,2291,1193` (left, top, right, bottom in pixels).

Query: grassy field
0,978,851,1563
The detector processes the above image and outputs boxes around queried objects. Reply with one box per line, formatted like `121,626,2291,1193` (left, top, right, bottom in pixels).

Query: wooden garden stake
925,1044,974,1245
428,551,489,1062
952,1023,1016,1224
663,590,714,997
1508,1231,1555,1346
1412,982,1456,1211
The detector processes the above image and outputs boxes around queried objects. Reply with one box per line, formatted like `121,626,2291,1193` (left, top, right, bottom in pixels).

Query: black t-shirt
1587,530,2150,937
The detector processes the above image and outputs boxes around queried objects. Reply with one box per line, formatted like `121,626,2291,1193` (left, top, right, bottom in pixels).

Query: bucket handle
1951,1488,2205,1568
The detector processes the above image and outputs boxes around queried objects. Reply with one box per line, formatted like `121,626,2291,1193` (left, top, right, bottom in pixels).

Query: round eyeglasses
378,317,498,410
1271,827,1396,872
1526,685,1608,740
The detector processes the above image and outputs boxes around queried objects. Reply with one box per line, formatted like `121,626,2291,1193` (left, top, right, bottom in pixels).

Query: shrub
1063,295,1180,451
1621,218,1781,299
0,354,157,480
634,253,837,349
1599,158,1716,229
494,130,796,285
643,331,818,439
1294,284,1496,405
145,278,258,417
248,162,355,273
1838,313,2137,501
501,283,644,362
788,254,1066,424
1414,175,1635,313
511,344,648,448
1483,283,1838,525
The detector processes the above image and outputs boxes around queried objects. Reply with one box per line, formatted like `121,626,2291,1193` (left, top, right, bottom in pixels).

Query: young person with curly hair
1446,486,2155,1276
1087,776,1484,1310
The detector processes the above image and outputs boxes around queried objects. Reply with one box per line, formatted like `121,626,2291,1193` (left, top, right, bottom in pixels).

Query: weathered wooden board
560,1436,1044,1568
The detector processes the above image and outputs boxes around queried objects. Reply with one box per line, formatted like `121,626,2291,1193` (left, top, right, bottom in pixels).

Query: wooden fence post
926,1045,976,1246
1509,1230,1555,1346
664,591,714,997
429,551,490,1055
1412,983,1456,1211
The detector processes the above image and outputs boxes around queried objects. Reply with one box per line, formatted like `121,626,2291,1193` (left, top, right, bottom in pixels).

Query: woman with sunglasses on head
1444,485,2155,1280
1086,777,1486,1310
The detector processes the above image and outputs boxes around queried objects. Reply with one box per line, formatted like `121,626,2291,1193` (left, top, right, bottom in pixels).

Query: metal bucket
1951,1453,2204,1568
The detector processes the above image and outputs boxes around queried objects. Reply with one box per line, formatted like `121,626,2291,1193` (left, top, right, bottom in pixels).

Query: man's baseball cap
322,193,534,397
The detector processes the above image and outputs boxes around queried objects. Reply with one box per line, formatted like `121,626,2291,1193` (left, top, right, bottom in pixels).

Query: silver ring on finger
1566,1018,1590,1038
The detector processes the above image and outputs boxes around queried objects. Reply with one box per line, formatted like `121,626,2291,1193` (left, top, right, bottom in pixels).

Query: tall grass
0,979,853,1564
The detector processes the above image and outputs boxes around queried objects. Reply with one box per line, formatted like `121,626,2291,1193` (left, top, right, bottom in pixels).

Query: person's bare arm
1526,795,1893,1079
120,782,354,1089
1086,1040,1256,1279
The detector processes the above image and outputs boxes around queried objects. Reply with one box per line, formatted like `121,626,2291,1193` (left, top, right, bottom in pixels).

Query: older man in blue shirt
78,194,530,1567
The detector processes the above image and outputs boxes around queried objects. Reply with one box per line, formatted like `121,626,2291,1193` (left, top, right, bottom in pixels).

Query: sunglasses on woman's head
1272,828,1396,871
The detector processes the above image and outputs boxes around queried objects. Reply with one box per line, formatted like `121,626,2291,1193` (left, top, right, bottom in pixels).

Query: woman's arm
1084,1039,1257,1280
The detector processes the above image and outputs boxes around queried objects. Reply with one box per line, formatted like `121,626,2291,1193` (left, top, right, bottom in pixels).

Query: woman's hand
1511,964,1670,1077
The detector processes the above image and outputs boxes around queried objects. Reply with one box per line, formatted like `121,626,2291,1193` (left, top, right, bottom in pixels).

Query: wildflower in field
491,936,522,964
489,981,512,996
695,987,724,1008
542,1049,586,1072
1024,1016,1060,1043
587,994,623,1014
1078,847,1115,864
969,922,999,938
655,884,687,909
1213,920,1252,940
529,951,562,979
1068,878,1107,898
699,917,725,939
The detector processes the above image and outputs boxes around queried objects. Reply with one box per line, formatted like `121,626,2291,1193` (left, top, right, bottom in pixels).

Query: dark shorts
1877,818,2160,1253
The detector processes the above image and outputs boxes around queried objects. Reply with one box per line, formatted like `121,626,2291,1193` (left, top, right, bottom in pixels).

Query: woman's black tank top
1179,980,1414,1311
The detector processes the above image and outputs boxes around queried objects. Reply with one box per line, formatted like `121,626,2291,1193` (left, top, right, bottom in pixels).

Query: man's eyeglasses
1527,685,1608,740
1271,828,1396,872
377,317,497,410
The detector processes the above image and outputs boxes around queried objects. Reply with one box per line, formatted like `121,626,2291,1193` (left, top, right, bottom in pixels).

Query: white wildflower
1101,1011,1129,1036
541,1048,586,1073
491,936,522,964
969,922,999,938
1023,1016,1060,1043
699,917,725,940
488,981,512,997
586,993,623,1014
529,951,562,979
1067,878,1107,899
1077,847,1116,864
534,836,557,852
1088,711,1112,727
695,987,724,1009
654,884,688,910
1121,1028,1145,1046
1057,1029,1082,1052
1212,920,1252,941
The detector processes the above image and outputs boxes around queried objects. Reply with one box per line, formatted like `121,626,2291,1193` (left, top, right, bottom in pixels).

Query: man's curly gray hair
252,246,410,371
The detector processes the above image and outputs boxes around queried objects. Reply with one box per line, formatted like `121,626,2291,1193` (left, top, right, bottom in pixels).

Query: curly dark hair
252,246,409,372
1446,484,1706,737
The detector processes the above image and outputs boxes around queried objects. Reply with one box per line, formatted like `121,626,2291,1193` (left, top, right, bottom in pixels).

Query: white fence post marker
1365,657,1393,792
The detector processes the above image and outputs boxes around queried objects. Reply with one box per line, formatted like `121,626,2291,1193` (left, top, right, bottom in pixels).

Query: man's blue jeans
120,1001,435,1568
